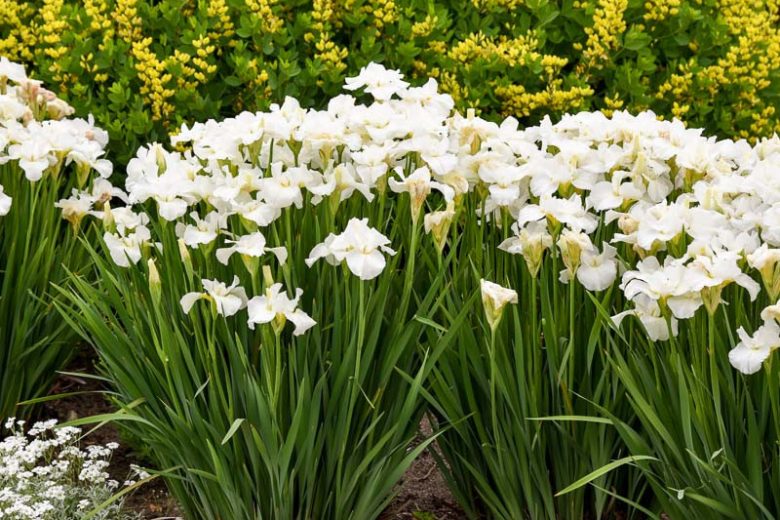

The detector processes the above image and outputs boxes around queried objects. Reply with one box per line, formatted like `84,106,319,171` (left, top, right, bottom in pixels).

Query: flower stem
489,327,500,462
399,218,419,319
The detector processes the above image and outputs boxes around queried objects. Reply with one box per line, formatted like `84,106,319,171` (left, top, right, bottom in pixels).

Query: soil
41,347,465,520
377,418,465,520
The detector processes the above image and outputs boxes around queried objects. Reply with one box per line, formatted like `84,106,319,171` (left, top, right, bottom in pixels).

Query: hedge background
2,0,779,163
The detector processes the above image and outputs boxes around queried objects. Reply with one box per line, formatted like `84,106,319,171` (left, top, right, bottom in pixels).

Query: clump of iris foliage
0,58,112,419
54,62,780,520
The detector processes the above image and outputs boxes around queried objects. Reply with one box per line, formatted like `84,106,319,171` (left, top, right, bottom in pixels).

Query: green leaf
413,315,447,333
623,27,652,51
224,75,244,87
221,418,246,445
527,415,612,425
60,412,154,428
556,456,658,496
17,390,110,406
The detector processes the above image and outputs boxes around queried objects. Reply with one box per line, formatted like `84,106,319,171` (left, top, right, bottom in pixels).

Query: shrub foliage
1,0,779,163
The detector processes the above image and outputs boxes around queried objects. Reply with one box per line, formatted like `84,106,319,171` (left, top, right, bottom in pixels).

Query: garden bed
4,45,780,519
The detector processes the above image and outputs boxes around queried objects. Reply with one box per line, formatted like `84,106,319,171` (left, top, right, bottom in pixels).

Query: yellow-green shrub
2,0,779,163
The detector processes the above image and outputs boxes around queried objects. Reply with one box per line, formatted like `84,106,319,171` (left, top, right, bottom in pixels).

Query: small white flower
0,417,126,517
689,250,761,313
0,185,12,216
728,321,780,374
180,276,248,317
176,211,227,248
0,56,28,83
7,139,53,181
576,243,618,291
0,95,30,121
306,218,396,280
424,203,456,252
103,226,152,267
104,208,149,235
308,163,375,204
480,279,518,331
620,257,706,320
216,232,288,265
389,166,432,221
344,62,410,101
632,200,689,251
557,227,594,277
612,295,677,342
389,166,455,220
498,221,553,277
56,190,95,229
541,195,598,233
247,283,316,335
748,243,780,300
257,163,314,210
130,464,151,480
237,199,282,227
760,303,780,323
587,172,644,211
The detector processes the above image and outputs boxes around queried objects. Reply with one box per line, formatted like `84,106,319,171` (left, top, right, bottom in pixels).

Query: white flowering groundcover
0,418,144,520
0,58,112,419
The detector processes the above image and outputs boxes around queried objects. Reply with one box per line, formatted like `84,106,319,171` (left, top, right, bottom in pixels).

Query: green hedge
3,0,779,163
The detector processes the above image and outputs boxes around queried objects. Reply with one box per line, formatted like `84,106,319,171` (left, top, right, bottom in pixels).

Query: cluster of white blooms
0,58,113,219
514,112,780,373
66,62,780,373
0,418,137,520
